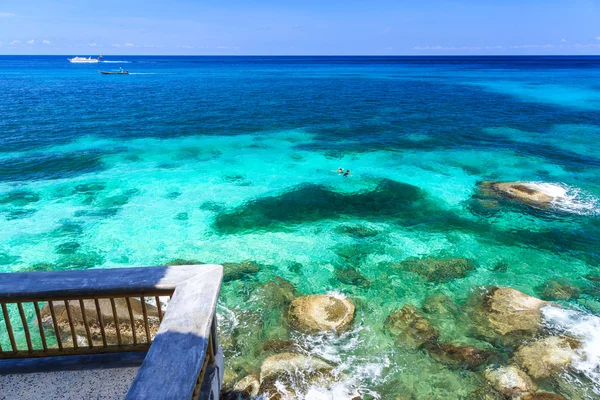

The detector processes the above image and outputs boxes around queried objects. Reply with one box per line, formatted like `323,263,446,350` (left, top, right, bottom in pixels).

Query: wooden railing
0,264,224,400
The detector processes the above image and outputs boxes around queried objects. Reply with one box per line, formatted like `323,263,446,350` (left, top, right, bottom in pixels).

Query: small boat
99,67,129,75
68,56,102,63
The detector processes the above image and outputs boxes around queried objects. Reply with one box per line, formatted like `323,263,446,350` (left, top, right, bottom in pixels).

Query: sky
0,0,599,55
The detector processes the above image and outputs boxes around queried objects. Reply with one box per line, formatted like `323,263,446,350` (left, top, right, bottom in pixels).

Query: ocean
1,55,600,398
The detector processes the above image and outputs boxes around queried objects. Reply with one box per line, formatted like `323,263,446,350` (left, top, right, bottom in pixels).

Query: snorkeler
343,169,351,177
334,167,344,174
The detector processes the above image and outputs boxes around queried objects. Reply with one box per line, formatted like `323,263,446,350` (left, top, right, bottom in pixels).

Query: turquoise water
1,56,600,398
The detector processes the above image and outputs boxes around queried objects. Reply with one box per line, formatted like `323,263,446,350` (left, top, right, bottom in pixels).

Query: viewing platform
0,264,224,399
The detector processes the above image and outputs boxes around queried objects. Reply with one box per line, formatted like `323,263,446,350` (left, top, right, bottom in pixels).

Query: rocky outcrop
40,298,159,345
258,353,338,399
288,294,355,334
423,341,495,369
478,181,554,208
395,257,477,283
384,305,438,349
513,336,580,379
484,365,537,398
467,287,548,346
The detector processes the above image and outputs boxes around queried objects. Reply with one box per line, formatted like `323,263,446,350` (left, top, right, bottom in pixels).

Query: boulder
384,305,438,349
288,294,355,334
423,341,495,369
513,336,580,379
40,298,159,345
484,365,537,398
262,339,298,353
395,257,477,283
467,287,547,346
478,181,554,208
258,353,337,399
535,279,581,301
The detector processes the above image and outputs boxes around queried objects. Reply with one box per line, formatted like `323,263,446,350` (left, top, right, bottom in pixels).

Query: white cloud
27,39,35,45
510,44,554,49
573,43,600,48
560,38,567,43
10,40,21,45
0,12,15,17
88,42,98,47
177,45,193,49
42,40,51,45
124,42,135,47
595,36,600,41
112,44,121,47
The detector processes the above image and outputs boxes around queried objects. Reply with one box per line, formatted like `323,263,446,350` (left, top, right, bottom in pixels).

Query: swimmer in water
334,167,344,174
343,169,351,177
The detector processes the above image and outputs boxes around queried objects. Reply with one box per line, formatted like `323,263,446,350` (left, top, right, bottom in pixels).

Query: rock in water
222,261,262,282
384,305,439,349
395,257,477,283
423,341,495,369
467,287,547,346
259,353,337,400
535,279,581,301
40,298,159,345
484,365,537,398
233,375,260,397
513,336,581,379
288,294,355,334
478,181,554,208
523,393,567,400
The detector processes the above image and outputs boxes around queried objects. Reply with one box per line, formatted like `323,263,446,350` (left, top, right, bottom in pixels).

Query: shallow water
1,56,600,398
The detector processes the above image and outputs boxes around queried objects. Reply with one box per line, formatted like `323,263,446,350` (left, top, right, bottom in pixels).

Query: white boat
68,56,102,64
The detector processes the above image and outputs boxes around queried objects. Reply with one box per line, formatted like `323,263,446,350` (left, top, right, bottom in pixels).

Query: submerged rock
0,189,40,206
478,181,554,208
422,293,460,315
335,267,371,287
513,336,580,379
166,258,204,266
467,385,505,400
334,224,380,238
254,278,298,308
467,287,547,346
213,179,425,234
40,298,159,345
523,393,567,400
258,353,338,399
423,341,495,369
535,279,581,301
483,365,537,398
56,252,104,270
0,253,19,266
222,261,262,282
384,305,438,349
288,294,355,334
395,257,477,283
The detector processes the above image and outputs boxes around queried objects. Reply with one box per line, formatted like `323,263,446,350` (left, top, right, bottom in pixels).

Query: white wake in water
542,306,600,396
527,182,599,215
102,60,132,63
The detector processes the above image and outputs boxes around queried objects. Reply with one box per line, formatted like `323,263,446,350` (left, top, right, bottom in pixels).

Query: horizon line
1,54,600,57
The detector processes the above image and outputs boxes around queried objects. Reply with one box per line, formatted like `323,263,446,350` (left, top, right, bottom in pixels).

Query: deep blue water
1,56,600,398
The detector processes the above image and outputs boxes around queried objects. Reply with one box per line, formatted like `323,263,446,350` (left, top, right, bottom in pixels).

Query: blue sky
1,0,599,55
